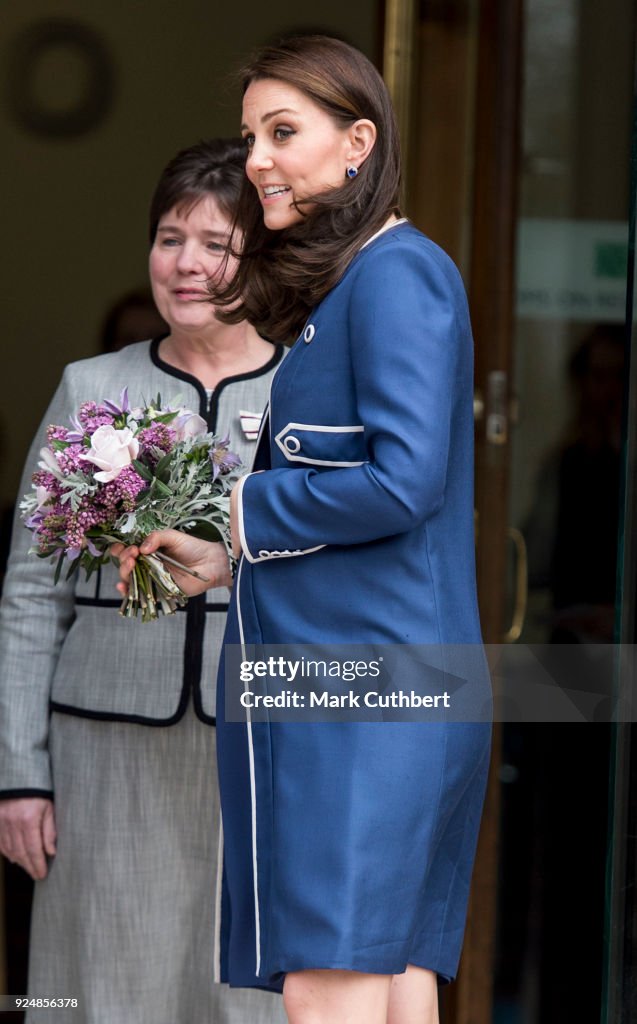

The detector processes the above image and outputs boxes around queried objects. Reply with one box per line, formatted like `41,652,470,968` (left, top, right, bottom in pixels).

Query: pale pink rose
80,425,140,482
174,411,208,441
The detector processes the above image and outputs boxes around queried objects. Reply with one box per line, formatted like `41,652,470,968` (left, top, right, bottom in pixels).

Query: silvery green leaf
118,513,139,535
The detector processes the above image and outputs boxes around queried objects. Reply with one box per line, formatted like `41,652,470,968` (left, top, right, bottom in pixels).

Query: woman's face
241,78,354,230
149,195,235,335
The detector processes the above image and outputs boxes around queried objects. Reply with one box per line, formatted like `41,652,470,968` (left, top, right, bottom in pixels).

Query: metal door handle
486,370,508,445
503,526,528,642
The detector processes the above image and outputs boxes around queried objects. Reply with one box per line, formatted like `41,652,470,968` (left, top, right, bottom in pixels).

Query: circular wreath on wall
7,18,115,138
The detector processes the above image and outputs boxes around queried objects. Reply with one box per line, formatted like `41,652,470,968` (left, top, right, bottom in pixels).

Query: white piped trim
361,216,408,251
236,472,252,561
235,559,262,976
255,545,325,560
212,817,224,983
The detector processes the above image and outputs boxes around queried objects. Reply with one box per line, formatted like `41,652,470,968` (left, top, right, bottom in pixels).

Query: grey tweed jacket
0,338,284,798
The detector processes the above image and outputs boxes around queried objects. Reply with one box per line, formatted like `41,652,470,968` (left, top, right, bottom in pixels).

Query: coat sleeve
237,239,471,563
0,367,80,797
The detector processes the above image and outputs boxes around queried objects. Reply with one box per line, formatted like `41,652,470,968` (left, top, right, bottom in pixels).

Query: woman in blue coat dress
117,34,491,1024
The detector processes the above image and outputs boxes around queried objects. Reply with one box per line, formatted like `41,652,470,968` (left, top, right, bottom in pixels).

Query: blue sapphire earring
346,166,359,179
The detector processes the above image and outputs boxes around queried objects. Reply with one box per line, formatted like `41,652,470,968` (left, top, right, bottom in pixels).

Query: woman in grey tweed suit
0,139,286,1024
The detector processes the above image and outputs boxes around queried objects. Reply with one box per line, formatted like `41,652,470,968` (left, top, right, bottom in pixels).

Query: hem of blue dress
222,957,456,994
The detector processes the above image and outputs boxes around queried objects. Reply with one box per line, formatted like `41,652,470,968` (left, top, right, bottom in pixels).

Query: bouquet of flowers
20,389,241,622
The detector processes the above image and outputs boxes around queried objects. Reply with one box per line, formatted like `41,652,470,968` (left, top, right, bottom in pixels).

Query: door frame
383,2,524,1021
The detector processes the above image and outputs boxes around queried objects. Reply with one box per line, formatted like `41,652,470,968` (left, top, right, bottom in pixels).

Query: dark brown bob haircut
213,35,402,342
148,137,247,245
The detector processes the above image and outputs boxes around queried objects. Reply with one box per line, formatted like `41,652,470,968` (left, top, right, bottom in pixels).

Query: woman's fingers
112,544,140,596
112,545,142,581
113,531,232,596
0,799,55,881
138,530,169,555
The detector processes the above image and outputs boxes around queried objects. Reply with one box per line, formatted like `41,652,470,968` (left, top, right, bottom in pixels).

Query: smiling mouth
262,185,291,200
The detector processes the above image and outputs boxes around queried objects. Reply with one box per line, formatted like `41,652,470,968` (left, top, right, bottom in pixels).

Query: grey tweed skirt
26,703,286,1024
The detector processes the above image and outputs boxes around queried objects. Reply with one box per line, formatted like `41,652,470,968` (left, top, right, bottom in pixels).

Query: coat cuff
237,472,325,564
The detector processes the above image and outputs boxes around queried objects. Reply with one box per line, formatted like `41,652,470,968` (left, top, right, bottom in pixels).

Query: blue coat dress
217,221,491,991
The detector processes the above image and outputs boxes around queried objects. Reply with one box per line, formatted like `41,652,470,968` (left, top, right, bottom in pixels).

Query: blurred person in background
524,323,624,641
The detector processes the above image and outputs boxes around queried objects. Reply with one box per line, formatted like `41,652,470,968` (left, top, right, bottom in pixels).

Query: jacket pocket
273,422,366,467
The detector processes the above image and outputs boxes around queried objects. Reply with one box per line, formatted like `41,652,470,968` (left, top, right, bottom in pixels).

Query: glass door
602,17,637,1022
494,2,635,1022
391,1,635,1020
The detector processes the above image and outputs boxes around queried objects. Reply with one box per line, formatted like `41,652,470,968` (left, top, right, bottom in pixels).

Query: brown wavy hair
213,35,402,342
148,137,247,244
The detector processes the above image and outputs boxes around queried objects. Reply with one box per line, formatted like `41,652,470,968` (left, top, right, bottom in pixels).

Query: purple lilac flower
33,470,61,493
138,423,176,463
56,443,89,476
77,401,115,432
46,425,71,443
65,500,110,550
37,509,70,554
99,466,147,513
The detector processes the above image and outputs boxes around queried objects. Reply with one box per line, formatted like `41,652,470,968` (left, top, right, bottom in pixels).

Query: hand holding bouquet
113,528,232,601
20,389,241,621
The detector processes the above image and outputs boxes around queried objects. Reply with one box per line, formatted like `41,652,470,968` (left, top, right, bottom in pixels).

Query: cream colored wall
1,1,379,504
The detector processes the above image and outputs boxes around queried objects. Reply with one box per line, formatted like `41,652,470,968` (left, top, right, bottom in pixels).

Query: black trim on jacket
74,597,229,611
151,337,283,727
0,788,54,801
50,683,191,726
